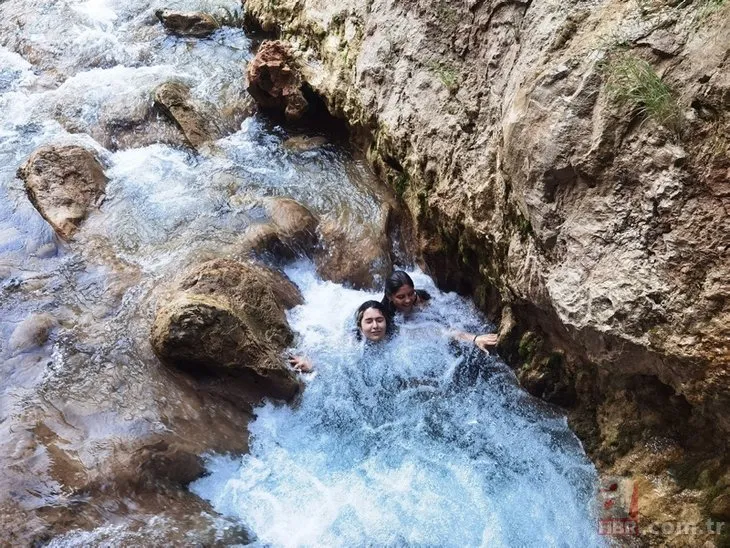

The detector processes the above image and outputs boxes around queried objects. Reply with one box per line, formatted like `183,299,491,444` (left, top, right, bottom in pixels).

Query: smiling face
359,307,387,342
389,284,417,314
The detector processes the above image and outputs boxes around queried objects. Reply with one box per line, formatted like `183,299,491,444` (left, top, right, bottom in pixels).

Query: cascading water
1,0,604,545
191,266,604,546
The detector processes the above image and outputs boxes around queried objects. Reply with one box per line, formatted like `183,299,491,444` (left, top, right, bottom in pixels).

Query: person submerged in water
381,270,499,351
289,300,392,373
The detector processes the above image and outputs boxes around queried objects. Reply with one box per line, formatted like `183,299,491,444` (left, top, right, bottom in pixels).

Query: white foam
191,265,605,546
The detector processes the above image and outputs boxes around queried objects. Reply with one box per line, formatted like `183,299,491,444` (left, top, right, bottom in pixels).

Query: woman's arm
449,330,499,351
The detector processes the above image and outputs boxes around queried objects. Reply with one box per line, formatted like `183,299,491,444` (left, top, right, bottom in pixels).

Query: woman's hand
288,355,313,373
474,333,498,351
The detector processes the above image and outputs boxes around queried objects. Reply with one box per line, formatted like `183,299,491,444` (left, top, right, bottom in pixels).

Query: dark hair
384,271,414,298
354,300,391,341
381,270,431,317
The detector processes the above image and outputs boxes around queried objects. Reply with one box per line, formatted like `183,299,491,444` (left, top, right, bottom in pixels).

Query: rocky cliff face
243,0,729,542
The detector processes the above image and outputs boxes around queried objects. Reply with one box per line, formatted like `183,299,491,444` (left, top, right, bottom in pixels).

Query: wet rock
17,145,107,239
154,82,221,149
239,197,319,258
8,314,57,354
315,221,391,290
128,440,205,487
314,204,393,290
154,9,218,38
246,40,308,121
151,258,302,400
242,2,730,541
710,492,730,521
283,135,328,152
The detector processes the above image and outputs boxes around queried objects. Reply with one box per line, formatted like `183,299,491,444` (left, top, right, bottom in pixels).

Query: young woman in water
289,300,392,372
381,270,499,351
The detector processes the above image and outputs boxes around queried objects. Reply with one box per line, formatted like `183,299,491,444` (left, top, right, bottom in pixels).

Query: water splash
192,264,604,547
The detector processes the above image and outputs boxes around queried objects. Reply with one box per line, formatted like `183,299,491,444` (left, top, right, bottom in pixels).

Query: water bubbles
192,266,604,546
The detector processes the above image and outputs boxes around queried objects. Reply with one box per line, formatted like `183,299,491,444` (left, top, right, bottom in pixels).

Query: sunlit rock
151,259,302,400
240,197,319,258
17,145,107,239
153,81,221,149
154,9,218,38
283,135,328,152
246,40,308,121
314,205,393,290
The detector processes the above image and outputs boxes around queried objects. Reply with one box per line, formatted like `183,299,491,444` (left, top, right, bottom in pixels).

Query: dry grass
603,54,682,133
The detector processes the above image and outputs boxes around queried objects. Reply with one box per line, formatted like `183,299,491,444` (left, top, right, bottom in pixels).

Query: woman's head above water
355,300,390,342
382,270,431,315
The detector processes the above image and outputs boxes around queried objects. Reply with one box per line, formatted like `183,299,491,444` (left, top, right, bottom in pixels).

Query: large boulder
153,82,221,149
246,40,308,121
151,259,303,400
154,9,218,38
17,145,107,239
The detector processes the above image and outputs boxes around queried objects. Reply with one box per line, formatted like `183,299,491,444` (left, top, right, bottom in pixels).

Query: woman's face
389,284,417,313
359,307,387,342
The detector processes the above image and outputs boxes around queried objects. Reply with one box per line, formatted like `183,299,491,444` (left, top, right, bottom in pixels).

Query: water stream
0,0,604,545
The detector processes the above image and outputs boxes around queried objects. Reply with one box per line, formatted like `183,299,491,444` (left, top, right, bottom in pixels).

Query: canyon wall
243,0,730,542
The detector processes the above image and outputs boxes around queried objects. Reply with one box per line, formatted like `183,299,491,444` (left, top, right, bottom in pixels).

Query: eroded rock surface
246,40,308,120
154,9,218,38
17,145,107,239
315,209,393,290
153,82,222,149
151,258,302,400
238,197,320,258
8,314,57,355
244,0,730,541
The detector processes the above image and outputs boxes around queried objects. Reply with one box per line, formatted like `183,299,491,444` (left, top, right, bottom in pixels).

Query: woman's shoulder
416,289,432,302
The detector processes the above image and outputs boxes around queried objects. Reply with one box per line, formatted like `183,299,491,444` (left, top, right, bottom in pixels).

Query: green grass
692,0,727,27
428,61,460,93
603,54,682,132
394,172,409,198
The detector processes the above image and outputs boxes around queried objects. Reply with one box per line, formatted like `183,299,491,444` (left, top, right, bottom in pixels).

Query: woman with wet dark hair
381,270,499,351
381,271,431,318
289,300,393,372
353,300,392,342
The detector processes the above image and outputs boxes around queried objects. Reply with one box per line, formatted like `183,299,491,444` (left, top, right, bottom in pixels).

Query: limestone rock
315,218,392,290
710,492,730,521
239,197,319,258
246,40,308,121
17,145,107,239
154,82,220,149
154,9,218,38
283,135,328,152
8,313,57,354
151,258,302,400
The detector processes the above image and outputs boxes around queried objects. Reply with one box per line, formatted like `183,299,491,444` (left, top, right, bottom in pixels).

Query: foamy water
191,264,604,547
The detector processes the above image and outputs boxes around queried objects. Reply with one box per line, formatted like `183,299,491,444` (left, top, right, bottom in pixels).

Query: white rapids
191,264,605,547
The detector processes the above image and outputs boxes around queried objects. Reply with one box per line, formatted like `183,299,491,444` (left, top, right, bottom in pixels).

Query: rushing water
191,266,603,546
0,0,603,545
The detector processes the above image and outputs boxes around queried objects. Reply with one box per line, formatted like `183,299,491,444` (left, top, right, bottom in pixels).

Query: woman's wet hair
381,270,431,317
354,300,391,341
383,271,415,298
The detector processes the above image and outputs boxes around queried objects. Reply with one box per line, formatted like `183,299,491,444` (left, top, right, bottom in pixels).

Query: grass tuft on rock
209,6,245,28
603,54,682,133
